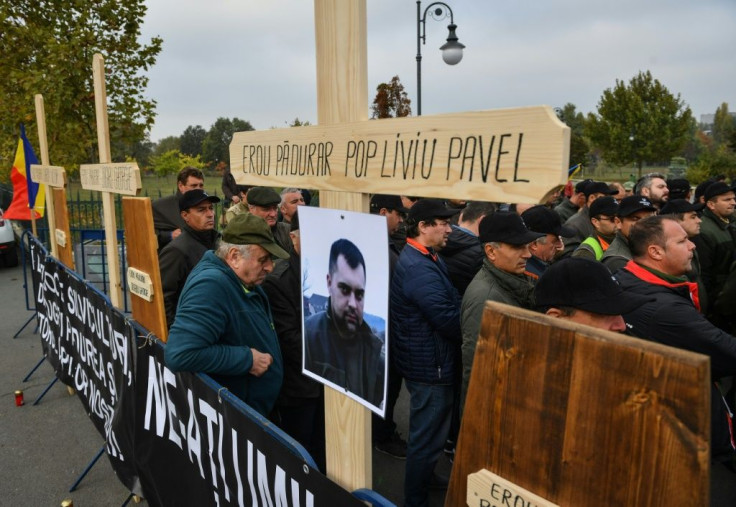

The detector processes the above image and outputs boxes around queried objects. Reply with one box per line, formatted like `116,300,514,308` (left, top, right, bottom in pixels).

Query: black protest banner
29,237,139,493
135,341,365,507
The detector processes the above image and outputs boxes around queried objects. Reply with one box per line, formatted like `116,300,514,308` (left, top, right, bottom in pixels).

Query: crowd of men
155,167,736,507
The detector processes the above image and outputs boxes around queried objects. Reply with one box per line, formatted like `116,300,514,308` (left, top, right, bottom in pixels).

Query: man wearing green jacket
165,213,290,417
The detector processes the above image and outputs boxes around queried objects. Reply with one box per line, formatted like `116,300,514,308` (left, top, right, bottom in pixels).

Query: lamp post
416,1,464,116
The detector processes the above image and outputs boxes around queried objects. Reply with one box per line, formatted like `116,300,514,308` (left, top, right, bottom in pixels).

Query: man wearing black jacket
159,189,220,328
615,215,736,504
262,212,326,471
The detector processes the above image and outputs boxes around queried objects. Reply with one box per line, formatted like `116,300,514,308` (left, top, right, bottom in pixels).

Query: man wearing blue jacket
391,198,461,507
165,213,290,417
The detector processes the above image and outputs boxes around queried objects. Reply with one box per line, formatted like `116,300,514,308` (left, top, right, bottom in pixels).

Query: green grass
65,172,226,201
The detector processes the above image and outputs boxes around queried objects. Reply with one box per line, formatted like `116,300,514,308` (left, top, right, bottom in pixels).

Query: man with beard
634,172,669,210
304,238,385,408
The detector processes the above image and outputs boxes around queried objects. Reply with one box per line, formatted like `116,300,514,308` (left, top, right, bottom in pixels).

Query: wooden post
92,53,123,309
34,95,58,258
446,302,710,506
314,0,371,492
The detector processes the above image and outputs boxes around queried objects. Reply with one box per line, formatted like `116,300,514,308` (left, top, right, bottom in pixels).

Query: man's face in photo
327,254,365,336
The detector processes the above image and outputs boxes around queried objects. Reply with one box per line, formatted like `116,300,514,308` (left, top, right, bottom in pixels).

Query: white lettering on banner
143,358,316,506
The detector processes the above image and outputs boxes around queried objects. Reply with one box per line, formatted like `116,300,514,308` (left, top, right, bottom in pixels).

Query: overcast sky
140,0,736,143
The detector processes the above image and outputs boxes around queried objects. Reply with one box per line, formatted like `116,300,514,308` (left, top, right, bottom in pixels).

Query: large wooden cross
228,0,569,493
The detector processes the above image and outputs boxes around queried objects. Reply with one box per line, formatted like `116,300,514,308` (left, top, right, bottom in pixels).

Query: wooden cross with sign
31,94,74,269
82,54,167,340
227,0,569,494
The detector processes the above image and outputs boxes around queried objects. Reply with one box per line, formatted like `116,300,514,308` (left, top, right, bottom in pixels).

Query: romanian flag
5,124,45,220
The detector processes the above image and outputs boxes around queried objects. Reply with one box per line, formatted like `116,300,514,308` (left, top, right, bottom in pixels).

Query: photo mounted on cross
299,206,389,416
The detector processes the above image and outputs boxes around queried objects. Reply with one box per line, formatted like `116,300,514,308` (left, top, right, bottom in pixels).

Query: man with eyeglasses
390,198,461,505
244,186,293,254
304,238,385,408
601,195,657,273
572,196,619,261
520,205,576,278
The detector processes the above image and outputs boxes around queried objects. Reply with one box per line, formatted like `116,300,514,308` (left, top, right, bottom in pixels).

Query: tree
151,149,205,176
585,71,692,178
556,103,590,168
371,76,411,118
180,125,207,157
712,103,736,150
0,1,162,174
201,117,254,168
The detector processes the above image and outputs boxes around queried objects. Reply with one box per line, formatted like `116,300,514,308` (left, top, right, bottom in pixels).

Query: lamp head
440,23,465,65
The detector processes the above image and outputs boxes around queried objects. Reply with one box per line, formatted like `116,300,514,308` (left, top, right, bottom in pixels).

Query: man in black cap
369,194,410,458
601,195,657,273
159,188,221,328
245,186,292,254
561,180,617,257
521,205,576,278
152,166,205,251
535,257,650,332
261,211,326,471
165,213,290,417
390,198,461,506
667,178,691,201
572,196,619,261
614,215,736,502
554,179,591,223
460,211,543,408
692,181,735,332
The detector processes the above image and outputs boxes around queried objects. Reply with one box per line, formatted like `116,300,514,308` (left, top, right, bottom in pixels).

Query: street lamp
416,1,465,116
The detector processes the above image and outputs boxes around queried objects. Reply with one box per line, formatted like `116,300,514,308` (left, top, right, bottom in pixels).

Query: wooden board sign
447,302,710,507
467,469,558,507
79,162,142,195
229,106,570,203
30,164,66,187
54,229,67,248
127,267,153,302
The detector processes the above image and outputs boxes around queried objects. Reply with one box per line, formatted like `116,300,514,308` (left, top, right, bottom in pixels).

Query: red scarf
623,260,701,312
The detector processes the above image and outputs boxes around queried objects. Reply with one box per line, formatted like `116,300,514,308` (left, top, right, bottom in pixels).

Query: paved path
0,253,451,506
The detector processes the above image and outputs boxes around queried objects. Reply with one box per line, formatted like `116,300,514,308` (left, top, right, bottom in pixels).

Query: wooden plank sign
30,164,66,188
467,469,558,507
230,106,569,203
447,302,710,507
79,162,142,195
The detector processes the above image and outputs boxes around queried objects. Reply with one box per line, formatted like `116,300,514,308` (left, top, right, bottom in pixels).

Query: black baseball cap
370,194,409,213
521,205,576,238
574,179,594,193
222,214,289,259
534,257,653,315
694,179,716,203
478,211,545,245
617,195,656,218
589,195,619,218
247,186,281,206
704,181,734,201
407,199,458,222
179,189,220,212
666,178,690,200
584,181,617,198
659,199,705,215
